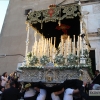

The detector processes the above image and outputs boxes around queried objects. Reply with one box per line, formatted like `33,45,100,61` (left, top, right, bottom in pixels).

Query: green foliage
40,55,50,65
54,54,65,65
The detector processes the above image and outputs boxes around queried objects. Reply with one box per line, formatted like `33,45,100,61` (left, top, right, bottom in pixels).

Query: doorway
89,50,96,74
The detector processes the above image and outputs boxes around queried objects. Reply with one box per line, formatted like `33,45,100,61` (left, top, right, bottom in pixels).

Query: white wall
82,3,100,33
82,2,100,70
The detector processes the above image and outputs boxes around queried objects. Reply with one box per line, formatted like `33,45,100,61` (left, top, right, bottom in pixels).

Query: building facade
0,0,100,74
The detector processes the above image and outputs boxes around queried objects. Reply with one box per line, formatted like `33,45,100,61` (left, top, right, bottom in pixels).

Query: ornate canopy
26,4,81,48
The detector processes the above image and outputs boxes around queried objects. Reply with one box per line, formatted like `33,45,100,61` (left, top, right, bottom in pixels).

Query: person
34,86,46,100
23,82,46,100
51,88,79,100
1,81,20,100
0,75,5,95
92,70,100,90
9,71,20,89
36,79,88,100
5,82,10,89
1,72,8,87
24,83,36,100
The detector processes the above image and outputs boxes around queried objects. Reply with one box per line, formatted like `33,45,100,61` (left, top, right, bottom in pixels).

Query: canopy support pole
25,23,30,59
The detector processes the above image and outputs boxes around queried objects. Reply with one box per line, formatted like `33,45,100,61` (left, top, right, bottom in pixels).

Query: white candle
73,35,75,54
44,39,46,55
77,41,79,56
64,42,66,57
49,38,50,57
67,36,69,55
70,38,72,54
72,42,74,54
65,40,67,56
78,36,80,56
54,37,56,48
35,41,37,56
62,39,64,55
80,36,81,52
50,37,53,57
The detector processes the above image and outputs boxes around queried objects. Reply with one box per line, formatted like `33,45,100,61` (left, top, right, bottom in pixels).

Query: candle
62,39,64,55
72,42,74,54
78,36,80,56
64,42,66,57
70,38,72,54
53,37,55,54
77,41,79,56
49,38,50,57
35,42,37,56
65,40,67,56
44,39,46,55
50,37,52,57
54,37,56,48
37,42,39,58
40,38,42,57
80,36,81,52
67,36,69,55
73,35,75,54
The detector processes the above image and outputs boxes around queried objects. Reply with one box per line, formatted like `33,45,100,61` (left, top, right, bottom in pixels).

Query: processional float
18,1,92,84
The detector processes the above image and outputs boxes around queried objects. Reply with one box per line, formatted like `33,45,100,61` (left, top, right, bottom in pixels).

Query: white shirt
24,88,36,98
36,89,46,100
0,91,2,94
1,76,8,86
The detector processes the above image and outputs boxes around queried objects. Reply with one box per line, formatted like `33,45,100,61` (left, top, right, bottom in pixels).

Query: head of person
1,87,5,92
10,81,16,87
33,83,40,92
2,72,7,77
95,70,99,76
5,83,10,89
25,83,31,90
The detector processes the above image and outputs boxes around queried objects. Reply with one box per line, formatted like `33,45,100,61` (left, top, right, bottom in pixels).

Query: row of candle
32,36,56,59
32,34,88,62
59,35,82,57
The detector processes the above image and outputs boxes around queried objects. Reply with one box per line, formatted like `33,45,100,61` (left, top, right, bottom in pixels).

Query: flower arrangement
67,54,78,64
26,52,38,66
27,52,32,58
80,49,89,57
54,54,65,65
40,55,50,65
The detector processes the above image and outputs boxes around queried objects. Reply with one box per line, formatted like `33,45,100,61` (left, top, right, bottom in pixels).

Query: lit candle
47,39,49,56
62,39,64,55
50,37,52,57
49,38,50,57
64,42,66,57
54,37,56,48
65,40,67,57
70,38,72,54
32,45,34,56
77,36,80,56
73,35,75,54
35,41,37,56
72,42,74,54
44,39,46,55
67,36,69,55
80,36,81,52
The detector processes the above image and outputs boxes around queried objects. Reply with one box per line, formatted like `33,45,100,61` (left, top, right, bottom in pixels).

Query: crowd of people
0,70,100,100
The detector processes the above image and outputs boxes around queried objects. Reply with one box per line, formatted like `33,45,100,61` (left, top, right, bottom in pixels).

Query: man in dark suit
37,79,88,100
1,81,20,100
92,70,100,90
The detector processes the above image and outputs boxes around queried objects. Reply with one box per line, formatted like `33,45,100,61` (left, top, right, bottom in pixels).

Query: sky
0,0,9,33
